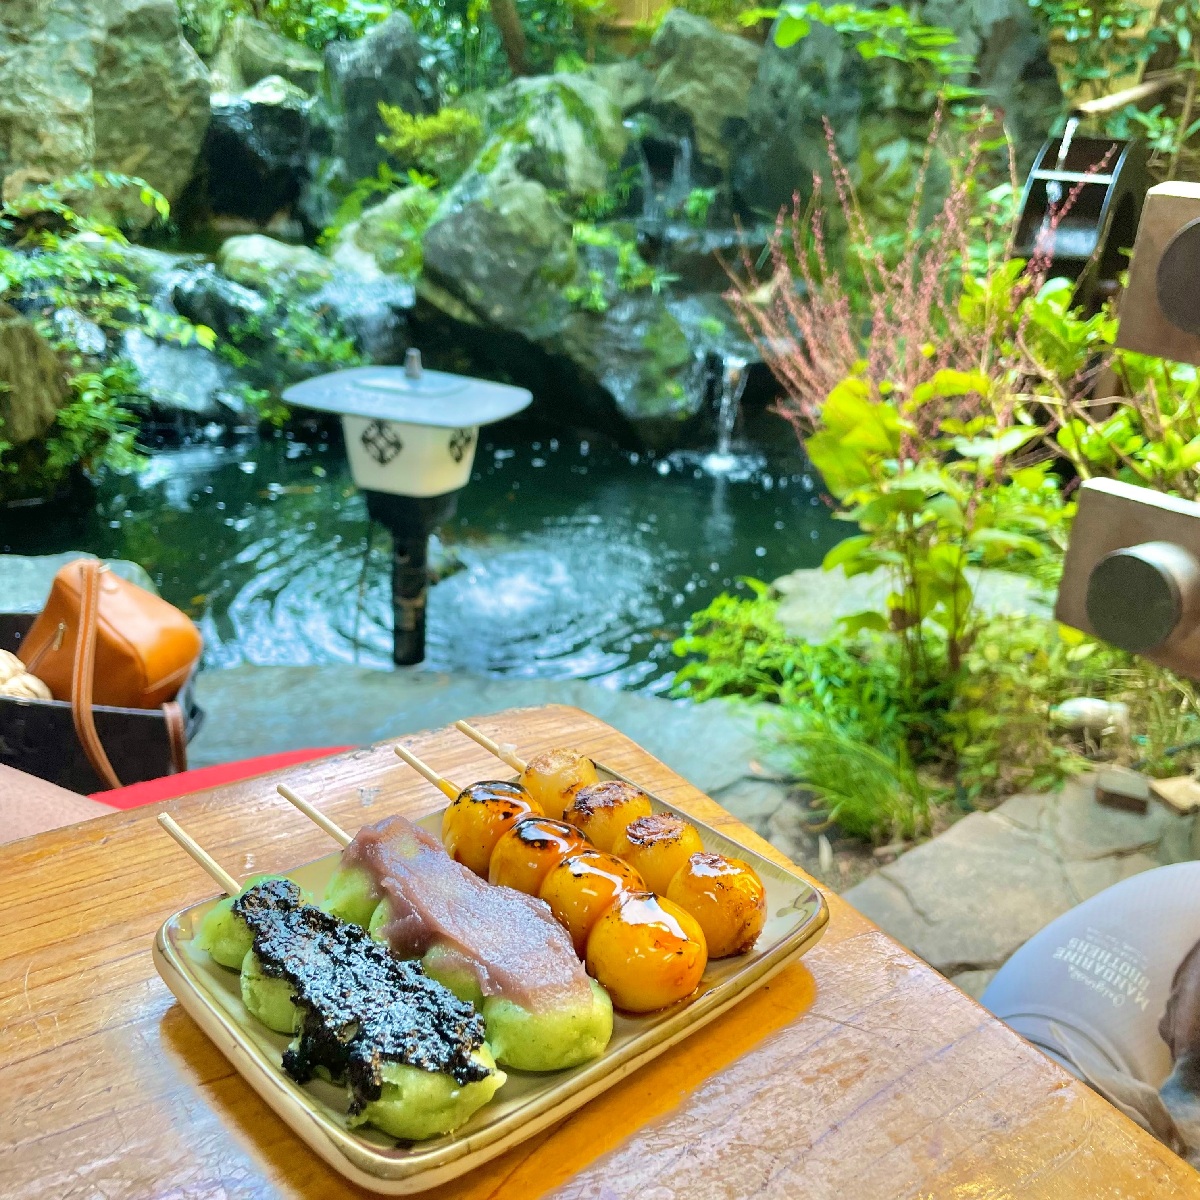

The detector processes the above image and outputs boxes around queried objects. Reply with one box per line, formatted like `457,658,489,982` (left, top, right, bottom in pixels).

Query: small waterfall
638,141,663,225
664,135,694,215
638,134,695,226
713,353,748,457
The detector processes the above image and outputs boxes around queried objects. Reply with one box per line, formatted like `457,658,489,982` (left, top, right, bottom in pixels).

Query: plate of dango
152,725,828,1194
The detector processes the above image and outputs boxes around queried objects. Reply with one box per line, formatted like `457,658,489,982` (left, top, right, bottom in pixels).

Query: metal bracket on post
1056,478,1200,678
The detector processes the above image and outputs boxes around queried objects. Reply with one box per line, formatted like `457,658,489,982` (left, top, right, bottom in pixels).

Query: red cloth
92,747,352,808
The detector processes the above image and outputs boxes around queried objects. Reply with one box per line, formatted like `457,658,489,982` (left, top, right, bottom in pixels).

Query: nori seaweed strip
232,879,487,1111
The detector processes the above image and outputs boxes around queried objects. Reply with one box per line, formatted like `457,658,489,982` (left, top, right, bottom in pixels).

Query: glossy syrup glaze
343,815,592,1012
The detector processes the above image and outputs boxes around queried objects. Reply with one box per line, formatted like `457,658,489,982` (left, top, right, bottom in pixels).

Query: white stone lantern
284,352,531,664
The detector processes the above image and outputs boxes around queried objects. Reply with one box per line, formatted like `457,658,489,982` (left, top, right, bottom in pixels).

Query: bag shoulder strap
163,700,188,776
71,559,123,790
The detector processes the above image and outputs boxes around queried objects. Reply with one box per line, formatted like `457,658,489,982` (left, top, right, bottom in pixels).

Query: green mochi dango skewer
193,875,308,968
240,949,303,1034
483,979,612,1072
349,1046,506,1142
323,863,381,928
368,904,484,1006
369,898,613,1071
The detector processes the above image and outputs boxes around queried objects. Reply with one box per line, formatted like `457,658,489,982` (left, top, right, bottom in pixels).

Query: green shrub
777,716,931,842
222,292,362,370
0,173,213,503
378,105,485,185
0,360,146,504
674,584,931,842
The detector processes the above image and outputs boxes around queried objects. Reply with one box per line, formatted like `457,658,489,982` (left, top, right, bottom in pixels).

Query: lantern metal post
365,492,458,665
284,354,531,667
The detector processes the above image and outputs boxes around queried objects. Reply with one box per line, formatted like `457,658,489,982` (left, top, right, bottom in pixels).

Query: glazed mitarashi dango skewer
393,747,708,1014
157,815,504,1140
394,745,546,879
279,781,613,1072
453,720,599,820
452,723,767,960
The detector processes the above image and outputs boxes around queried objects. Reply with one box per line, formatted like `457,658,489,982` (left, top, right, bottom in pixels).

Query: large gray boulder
421,150,577,338
216,234,334,293
418,150,698,439
0,553,156,613
732,2,1062,219
556,290,696,431
0,303,69,446
481,74,627,199
923,0,1063,159
299,14,439,231
323,14,438,181
731,21,869,218
0,0,210,218
648,11,761,171
329,185,441,281
208,16,323,94
203,76,312,222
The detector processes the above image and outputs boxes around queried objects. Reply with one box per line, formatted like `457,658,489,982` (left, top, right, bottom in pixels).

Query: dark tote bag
0,612,205,794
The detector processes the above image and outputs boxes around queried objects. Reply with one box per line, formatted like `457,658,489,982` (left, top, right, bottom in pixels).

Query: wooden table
3,705,1198,1199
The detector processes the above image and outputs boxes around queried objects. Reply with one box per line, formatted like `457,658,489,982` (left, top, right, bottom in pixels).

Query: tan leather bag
19,559,202,789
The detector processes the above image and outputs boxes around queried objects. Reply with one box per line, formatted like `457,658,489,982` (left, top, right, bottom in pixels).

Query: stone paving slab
191,664,788,830
844,777,1196,982
0,552,156,611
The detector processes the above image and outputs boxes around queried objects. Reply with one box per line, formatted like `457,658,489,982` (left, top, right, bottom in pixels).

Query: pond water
4,421,844,692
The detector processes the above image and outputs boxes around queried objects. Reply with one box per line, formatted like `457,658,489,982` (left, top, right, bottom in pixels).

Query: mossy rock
479,75,627,199
329,186,441,281
649,10,762,170
421,147,576,337
216,234,334,294
0,303,70,446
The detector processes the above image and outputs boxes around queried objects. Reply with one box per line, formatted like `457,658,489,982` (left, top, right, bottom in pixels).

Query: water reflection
4,424,843,690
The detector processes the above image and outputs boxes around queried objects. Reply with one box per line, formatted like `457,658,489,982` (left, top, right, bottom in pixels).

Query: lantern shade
283,365,531,427
342,416,478,497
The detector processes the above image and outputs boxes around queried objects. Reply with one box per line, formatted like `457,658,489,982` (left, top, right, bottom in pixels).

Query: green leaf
952,426,1040,460
968,527,1046,558
822,534,874,572
838,609,890,635
774,13,812,46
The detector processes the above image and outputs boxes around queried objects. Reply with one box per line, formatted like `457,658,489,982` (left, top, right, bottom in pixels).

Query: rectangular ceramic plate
153,762,828,1194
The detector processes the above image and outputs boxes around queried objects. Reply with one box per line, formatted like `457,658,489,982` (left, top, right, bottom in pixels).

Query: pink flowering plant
726,121,1066,697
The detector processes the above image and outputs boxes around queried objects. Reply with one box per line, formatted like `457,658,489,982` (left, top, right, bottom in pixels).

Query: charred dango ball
195,876,304,968
350,1046,506,1141
666,852,767,958
520,748,600,820
441,780,543,877
611,814,705,895
488,817,589,895
563,781,653,852
585,891,707,1013
538,850,645,956
483,979,614,1071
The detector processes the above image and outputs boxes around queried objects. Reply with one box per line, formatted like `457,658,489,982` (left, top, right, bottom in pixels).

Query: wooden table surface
2,705,1198,1199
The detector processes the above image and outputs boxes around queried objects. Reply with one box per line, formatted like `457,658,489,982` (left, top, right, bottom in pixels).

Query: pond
3,420,844,692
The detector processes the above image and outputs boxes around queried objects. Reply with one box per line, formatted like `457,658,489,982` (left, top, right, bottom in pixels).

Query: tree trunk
490,0,531,76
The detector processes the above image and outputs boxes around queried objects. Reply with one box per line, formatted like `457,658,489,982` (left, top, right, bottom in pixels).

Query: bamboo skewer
453,720,527,774
276,784,351,848
158,813,241,896
394,744,460,800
